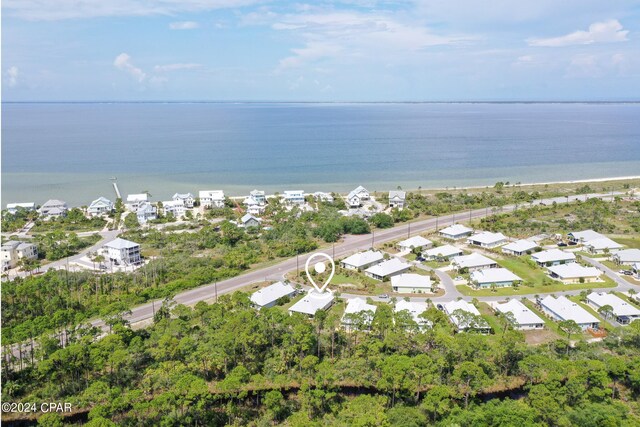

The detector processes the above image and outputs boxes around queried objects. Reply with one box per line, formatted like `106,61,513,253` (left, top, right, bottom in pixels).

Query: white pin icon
304,252,335,294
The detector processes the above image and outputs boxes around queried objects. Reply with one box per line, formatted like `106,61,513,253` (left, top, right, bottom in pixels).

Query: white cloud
5,66,19,87
113,53,146,82
270,10,478,71
169,21,199,30
528,19,629,47
154,63,202,72
3,0,261,21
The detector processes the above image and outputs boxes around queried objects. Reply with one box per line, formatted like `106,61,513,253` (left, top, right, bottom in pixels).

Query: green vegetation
33,232,101,262
3,295,640,426
457,278,617,297
0,207,38,232
31,208,107,233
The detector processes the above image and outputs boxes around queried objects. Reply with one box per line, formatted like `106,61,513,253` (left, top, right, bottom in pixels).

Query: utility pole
371,230,375,248
296,254,299,277
407,222,411,238
152,300,155,316
435,215,438,231
214,281,218,302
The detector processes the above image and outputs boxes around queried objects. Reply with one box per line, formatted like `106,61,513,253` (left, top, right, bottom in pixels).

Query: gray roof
250,282,296,307
105,238,139,250
470,268,522,284
389,190,406,200
491,300,544,326
540,295,599,324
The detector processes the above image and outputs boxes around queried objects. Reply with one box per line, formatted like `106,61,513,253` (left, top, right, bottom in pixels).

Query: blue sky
2,0,640,101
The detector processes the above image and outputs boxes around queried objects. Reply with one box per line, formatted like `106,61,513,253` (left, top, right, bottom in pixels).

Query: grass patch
496,256,554,287
520,299,562,335
611,236,640,249
456,276,617,297
477,302,503,335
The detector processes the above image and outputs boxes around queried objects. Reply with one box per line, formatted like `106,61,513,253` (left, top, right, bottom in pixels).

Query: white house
283,190,305,205
547,264,602,284
439,224,473,240
466,231,508,248
249,189,266,205
470,268,522,289
6,203,36,214
289,290,334,317
531,249,576,267
250,281,296,309
394,300,431,330
364,258,411,281
491,299,544,330
342,298,377,329
391,273,432,293
586,292,640,325
199,190,225,209
172,193,195,208
1,240,38,271
240,214,261,228
443,300,490,333
246,204,266,216
347,186,369,208
451,253,498,272
352,186,370,200
584,237,623,254
397,236,433,252
423,244,463,261
539,295,599,330
87,197,114,216
568,229,605,244
388,190,406,209
126,194,148,211
340,250,384,271
136,202,157,225
104,238,141,265
313,192,334,203
39,199,68,219
162,200,187,218
502,240,539,256
612,249,640,265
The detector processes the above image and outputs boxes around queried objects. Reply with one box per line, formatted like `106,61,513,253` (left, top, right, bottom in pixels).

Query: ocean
2,102,640,206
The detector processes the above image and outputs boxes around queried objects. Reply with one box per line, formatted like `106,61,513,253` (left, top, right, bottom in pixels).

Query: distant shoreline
4,100,640,105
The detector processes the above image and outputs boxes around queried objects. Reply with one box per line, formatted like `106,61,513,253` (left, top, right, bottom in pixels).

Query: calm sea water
2,102,640,206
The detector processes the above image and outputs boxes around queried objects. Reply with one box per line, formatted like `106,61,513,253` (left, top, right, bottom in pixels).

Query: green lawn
456,276,617,297
612,236,640,249
520,299,562,335
477,302,502,335
496,256,554,287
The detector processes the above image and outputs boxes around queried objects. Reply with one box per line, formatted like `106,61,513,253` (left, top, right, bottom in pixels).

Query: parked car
436,304,444,311
416,256,425,262
378,294,389,299
557,242,567,247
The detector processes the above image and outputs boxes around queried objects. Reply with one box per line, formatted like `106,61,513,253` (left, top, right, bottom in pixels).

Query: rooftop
398,235,432,248
491,299,544,326
613,248,640,263
467,231,508,245
391,273,432,289
289,290,334,316
569,229,605,242
395,300,430,326
584,237,623,251
104,238,140,250
531,249,576,264
423,244,462,258
440,224,473,236
502,239,538,253
540,295,599,324
341,250,384,268
587,292,640,317
451,253,497,269
365,258,411,277
548,264,601,279
470,268,522,284
250,281,296,307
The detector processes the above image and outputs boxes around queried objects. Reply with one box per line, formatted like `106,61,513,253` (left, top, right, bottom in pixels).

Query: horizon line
3,100,640,104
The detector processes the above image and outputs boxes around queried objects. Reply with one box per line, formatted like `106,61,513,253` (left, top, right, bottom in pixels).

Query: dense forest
2,293,639,426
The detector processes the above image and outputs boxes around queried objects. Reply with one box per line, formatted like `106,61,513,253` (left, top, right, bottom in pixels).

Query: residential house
6,203,35,214
172,193,195,208
39,199,68,219
391,273,432,293
467,231,508,248
342,298,377,330
126,194,148,211
587,292,640,325
199,190,225,209
491,299,544,330
470,268,523,289
340,250,384,271
347,186,369,208
568,229,605,244
397,236,433,252
531,249,576,267
104,238,141,265
87,197,114,216
250,281,296,309
364,258,411,281
612,249,640,265
388,191,406,209
539,295,599,330
313,192,334,203
439,224,473,240
584,237,623,254
289,290,334,317
502,239,539,256
136,202,157,225
162,200,186,218
249,190,266,205
547,264,602,284
240,214,261,228
451,253,498,272
1,240,38,271
283,190,305,205
394,300,431,330
444,300,490,333
422,244,463,261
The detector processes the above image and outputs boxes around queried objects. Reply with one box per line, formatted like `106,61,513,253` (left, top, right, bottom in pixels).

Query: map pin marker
305,253,335,294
